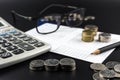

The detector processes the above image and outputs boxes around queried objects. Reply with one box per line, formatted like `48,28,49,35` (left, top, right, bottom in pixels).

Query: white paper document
26,23,120,63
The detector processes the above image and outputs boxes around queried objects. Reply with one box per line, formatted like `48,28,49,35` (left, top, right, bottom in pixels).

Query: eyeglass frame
11,4,95,34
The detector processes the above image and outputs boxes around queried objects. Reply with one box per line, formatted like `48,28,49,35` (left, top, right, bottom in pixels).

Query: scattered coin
60,58,76,71
29,59,44,71
105,61,120,69
44,59,59,71
90,63,107,72
99,69,115,78
114,64,120,73
92,72,107,80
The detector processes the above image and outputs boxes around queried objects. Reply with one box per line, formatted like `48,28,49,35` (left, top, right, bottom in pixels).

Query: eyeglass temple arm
11,4,79,25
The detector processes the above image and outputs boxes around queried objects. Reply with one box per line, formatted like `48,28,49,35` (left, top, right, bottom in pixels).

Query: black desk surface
1,0,120,80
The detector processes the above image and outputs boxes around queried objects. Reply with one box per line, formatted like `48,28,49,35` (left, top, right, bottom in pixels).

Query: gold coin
82,30,95,42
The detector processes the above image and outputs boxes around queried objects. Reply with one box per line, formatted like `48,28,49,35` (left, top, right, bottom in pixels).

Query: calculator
0,17,51,69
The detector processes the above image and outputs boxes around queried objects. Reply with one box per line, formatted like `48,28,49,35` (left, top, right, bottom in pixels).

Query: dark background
0,0,120,33
0,0,120,80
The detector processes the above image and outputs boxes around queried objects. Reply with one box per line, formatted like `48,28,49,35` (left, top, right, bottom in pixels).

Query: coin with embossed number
29,59,44,71
90,63,107,72
44,59,59,71
99,69,115,78
114,64,120,73
92,73,107,80
105,61,120,69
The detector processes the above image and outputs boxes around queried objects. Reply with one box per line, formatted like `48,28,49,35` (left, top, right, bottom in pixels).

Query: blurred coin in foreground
90,63,107,72
105,61,120,69
60,58,76,71
44,59,59,71
29,59,44,71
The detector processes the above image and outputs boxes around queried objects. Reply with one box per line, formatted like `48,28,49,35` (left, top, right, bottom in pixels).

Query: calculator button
0,52,12,58
18,34,27,38
7,46,18,51
13,32,22,36
0,40,6,44
13,40,23,44
23,37,32,41
2,43,12,47
28,39,38,44
34,42,44,47
0,49,6,54
8,37,17,41
3,34,12,38
9,29,17,33
18,43,35,51
12,49,24,54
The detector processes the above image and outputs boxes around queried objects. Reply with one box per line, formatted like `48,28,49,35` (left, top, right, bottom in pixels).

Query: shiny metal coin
98,33,111,42
105,61,120,69
82,30,95,42
99,69,115,78
114,64,120,73
93,73,107,80
90,63,107,71
44,59,59,71
84,25,98,36
60,58,76,71
29,59,44,71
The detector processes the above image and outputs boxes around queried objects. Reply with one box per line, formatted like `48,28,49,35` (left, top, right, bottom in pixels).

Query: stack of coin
98,33,111,42
60,58,76,71
29,59,44,71
84,25,98,36
90,61,120,80
44,59,59,71
82,30,95,42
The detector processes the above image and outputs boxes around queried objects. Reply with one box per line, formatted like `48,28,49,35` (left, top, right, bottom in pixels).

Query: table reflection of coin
105,61,120,69
93,73,106,80
60,58,76,71
90,63,107,72
29,59,44,71
114,64,120,73
44,59,59,71
99,69,115,78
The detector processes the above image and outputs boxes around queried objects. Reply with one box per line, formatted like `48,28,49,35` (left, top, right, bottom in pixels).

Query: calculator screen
0,22,4,27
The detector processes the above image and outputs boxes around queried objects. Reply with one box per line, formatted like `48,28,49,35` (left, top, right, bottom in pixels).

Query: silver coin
44,59,59,71
90,63,107,71
105,61,120,69
60,58,76,71
93,73,107,80
29,59,44,70
99,69,115,78
114,64,120,73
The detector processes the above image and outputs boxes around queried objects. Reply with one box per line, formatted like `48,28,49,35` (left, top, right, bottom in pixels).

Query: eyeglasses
11,4,95,34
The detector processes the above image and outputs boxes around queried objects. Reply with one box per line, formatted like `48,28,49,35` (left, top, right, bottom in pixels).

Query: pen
91,41,120,55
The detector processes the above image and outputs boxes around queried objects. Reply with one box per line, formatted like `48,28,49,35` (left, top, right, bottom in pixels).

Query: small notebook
26,23,120,63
